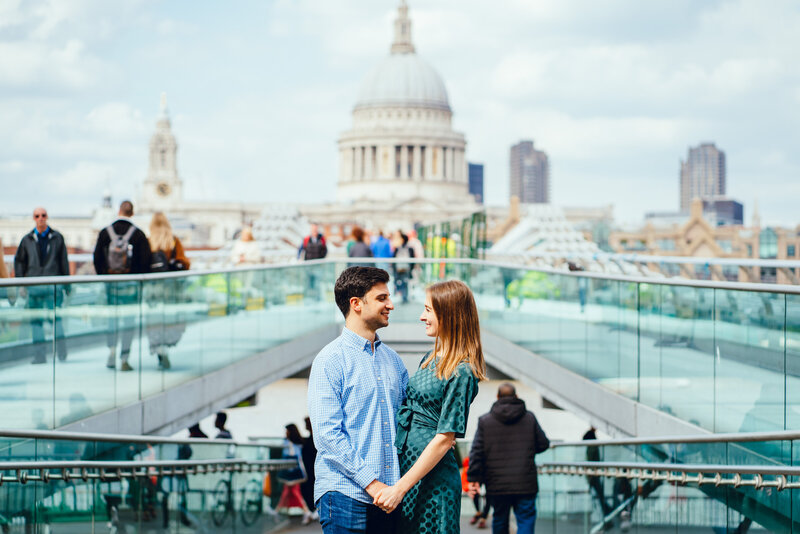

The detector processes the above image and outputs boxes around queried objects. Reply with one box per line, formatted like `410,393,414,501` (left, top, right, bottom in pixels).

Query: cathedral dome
355,54,451,112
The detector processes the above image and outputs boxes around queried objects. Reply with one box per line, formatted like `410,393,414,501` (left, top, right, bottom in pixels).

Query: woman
277,424,315,524
347,226,373,266
375,280,486,533
392,232,415,304
230,227,262,265
147,212,190,370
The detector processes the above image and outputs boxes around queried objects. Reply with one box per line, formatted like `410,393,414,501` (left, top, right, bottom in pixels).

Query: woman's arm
373,431,455,512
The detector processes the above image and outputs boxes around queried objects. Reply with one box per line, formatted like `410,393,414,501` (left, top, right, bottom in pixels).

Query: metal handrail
2,256,799,294
552,429,800,449
0,428,275,448
538,461,800,490
0,458,298,485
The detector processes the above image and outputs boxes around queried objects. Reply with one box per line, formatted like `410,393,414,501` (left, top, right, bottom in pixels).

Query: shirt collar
341,326,382,353
34,227,50,238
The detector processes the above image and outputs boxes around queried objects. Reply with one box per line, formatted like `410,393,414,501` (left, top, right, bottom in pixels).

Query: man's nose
385,298,394,310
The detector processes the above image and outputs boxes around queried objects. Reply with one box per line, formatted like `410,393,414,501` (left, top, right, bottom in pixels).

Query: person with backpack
297,224,327,261
392,231,415,304
93,200,151,371
146,212,190,370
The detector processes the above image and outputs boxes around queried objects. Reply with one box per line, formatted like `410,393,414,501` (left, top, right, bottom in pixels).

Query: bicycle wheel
240,478,264,526
210,479,231,527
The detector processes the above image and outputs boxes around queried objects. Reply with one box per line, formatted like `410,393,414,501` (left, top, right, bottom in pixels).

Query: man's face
33,208,48,232
310,224,319,236
355,282,393,330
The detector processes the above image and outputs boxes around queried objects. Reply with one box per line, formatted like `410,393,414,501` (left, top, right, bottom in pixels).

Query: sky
1,0,799,226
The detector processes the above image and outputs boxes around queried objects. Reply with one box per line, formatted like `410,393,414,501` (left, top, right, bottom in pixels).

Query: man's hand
373,484,406,513
467,482,481,498
365,479,388,500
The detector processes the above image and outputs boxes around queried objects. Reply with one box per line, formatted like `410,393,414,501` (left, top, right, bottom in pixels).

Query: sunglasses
34,214,48,218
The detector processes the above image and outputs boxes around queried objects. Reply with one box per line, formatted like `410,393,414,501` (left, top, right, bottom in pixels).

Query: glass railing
368,258,799,435
2,258,799,435
0,429,297,533
0,263,338,429
530,432,800,532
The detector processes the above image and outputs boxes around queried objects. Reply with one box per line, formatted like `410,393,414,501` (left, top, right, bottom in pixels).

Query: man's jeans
491,494,537,534
317,491,396,534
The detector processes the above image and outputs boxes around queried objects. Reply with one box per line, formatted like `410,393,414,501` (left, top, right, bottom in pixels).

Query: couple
308,266,486,533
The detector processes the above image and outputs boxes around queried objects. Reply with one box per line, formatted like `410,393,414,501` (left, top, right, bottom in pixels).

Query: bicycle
209,475,265,527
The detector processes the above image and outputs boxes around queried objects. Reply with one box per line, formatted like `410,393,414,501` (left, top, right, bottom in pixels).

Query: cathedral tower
141,93,183,211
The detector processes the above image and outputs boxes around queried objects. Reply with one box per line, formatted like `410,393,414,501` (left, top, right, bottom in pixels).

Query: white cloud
84,103,147,139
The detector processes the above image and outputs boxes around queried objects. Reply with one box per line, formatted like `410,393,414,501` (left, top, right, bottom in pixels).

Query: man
308,266,408,533
14,207,70,364
370,230,392,259
298,223,327,260
583,427,612,522
468,383,550,534
93,200,151,371
214,412,232,439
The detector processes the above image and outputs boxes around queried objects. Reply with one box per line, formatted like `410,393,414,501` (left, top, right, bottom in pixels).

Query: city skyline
1,0,799,226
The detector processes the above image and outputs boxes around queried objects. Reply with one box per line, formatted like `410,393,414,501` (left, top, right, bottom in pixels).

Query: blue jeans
491,494,537,534
317,491,397,534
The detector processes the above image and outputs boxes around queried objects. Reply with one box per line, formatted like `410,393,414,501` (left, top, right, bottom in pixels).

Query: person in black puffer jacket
467,383,549,534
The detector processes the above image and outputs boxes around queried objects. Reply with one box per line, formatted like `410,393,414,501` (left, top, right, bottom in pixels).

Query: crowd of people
8,200,190,370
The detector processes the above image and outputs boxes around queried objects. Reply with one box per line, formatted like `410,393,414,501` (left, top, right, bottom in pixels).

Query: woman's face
420,292,439,338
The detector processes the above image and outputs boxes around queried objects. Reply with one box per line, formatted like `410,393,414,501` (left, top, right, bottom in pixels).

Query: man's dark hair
119,200,134,217
215,411,227,428
497,382,517,398
334,266,390,318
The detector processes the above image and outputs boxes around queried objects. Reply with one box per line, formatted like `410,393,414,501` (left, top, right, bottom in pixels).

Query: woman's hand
373,484,406,513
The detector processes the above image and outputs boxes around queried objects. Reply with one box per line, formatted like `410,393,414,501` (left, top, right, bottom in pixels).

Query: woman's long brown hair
421,280,486,381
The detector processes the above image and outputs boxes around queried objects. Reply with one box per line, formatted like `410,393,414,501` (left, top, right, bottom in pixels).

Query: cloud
84,103,147,139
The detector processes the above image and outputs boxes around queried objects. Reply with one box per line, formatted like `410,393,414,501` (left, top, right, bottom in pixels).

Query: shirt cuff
354,466,379,489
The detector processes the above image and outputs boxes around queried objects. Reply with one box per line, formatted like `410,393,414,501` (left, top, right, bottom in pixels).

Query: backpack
105,224,137,274
150,249,171,273
394,244,413,273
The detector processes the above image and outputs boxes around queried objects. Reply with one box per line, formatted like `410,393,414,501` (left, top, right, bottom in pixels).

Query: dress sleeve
437,364,479,438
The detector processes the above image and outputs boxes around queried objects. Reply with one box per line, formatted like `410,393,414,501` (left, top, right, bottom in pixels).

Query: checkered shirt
308,327,409,504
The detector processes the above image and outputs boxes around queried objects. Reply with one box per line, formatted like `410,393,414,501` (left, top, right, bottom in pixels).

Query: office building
510,140,549,204
680,143,726,212
468,163,484,204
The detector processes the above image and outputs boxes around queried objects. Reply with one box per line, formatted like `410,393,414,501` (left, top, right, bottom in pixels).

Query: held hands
373,484,406,514
467,481,481,498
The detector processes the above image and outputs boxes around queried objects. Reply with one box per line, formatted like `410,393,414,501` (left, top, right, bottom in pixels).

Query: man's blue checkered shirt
308,327,409,505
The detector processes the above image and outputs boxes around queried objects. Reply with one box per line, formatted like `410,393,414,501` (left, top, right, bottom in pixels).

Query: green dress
395,355,479,534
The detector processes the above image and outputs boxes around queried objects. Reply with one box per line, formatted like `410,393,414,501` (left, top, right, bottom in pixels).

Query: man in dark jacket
93,200,151,371
467,383,550,534
14,207,71,364
297,224,327,260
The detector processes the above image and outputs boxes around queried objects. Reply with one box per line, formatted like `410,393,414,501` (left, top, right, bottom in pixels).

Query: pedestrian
300,417,318,522
308,266,408,533
374,280,486,534
347,226,373,266
93,200,151,371
297,223,327,260
370,230,392,259
214,411,232,439
230,227,261,265
463,457,490,528
392,232,415,304
276,423,314,523
0,237,9,279
14,207,70,364
583,427,612,522
467,383,550,534
146,212,190,370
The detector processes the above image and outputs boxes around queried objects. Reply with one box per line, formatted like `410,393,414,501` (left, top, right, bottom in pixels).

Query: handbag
276,444,307,484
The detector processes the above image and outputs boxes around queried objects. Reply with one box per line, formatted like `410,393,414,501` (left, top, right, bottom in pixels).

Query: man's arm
93,230,107,275
57,235,70,277
466,420,485,484
533,416,550,454
308,356,379,492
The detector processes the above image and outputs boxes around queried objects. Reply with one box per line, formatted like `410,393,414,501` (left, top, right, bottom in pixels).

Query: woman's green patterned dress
395,355,479,534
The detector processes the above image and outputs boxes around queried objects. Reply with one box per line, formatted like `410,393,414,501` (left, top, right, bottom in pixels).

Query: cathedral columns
412,145,422,181
400,145,409,179
365,145,374,180
355,146,363,181
448,146,456,183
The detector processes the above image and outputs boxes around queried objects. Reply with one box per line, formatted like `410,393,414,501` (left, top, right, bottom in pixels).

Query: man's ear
349,296,362,314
